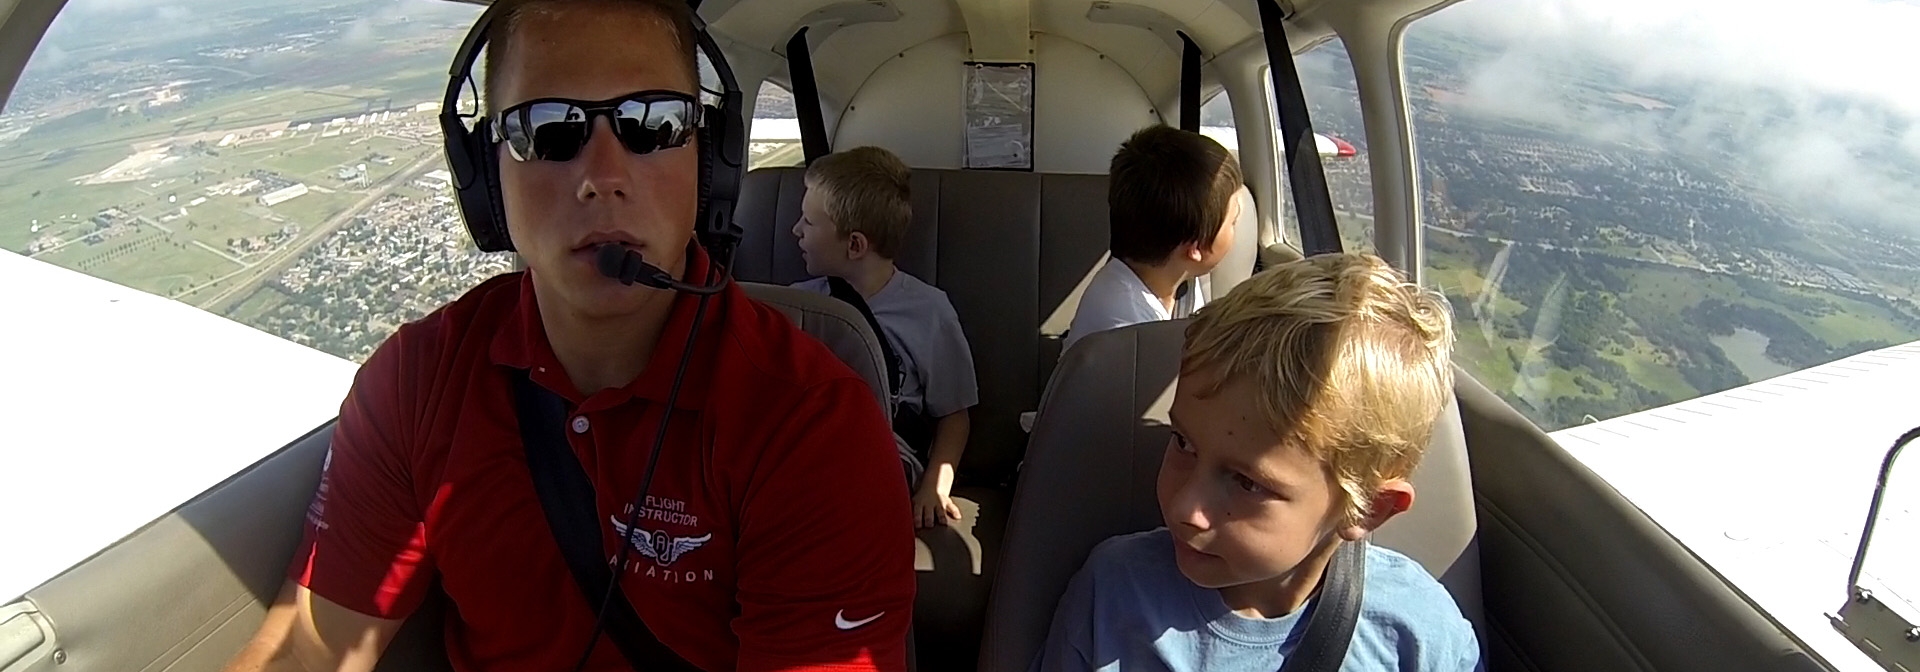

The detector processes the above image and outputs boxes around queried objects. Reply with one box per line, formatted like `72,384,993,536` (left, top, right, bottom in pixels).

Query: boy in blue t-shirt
790,146,980,530
1033,254,1481,672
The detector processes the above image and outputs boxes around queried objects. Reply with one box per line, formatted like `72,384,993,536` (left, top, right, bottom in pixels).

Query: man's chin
536,267,674,317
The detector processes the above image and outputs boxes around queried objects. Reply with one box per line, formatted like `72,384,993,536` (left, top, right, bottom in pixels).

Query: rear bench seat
734,167,1112,480
732,166,1113,670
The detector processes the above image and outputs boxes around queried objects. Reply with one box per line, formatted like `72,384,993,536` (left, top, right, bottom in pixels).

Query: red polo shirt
290,248,916,672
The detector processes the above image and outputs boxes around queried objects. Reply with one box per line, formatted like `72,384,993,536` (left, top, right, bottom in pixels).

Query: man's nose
576,116,632,203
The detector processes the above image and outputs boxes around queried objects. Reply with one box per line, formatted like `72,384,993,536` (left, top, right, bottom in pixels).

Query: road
190,239,251,266
181,153,441,312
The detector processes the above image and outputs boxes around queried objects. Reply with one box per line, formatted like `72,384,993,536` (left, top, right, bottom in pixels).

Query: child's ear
1184,241,1205,264
846,231,870,260
1336,479,1414,541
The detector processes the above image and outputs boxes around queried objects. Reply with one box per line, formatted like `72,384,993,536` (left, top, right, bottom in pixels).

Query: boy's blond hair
803,146,912,259
1181,253,1455,525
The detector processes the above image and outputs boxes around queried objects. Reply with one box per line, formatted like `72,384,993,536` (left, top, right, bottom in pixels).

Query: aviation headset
438,0,747,263
436,3,746,668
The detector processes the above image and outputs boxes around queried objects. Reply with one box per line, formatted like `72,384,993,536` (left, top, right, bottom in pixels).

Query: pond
1710,327,1795,383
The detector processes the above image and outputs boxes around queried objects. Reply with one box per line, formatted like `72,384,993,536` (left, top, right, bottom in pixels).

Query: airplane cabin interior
1,0,1915,671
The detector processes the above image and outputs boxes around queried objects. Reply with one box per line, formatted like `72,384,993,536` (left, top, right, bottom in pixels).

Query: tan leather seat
739,281,892,412
977,320,1485,672
733,167,1259,482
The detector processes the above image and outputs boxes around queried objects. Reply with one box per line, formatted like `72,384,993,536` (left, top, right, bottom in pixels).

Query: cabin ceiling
342,0,1454,109
696,0,1465,116
711,0,1291,108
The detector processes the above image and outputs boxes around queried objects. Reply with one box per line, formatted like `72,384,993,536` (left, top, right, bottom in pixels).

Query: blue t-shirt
1031,528,1481,672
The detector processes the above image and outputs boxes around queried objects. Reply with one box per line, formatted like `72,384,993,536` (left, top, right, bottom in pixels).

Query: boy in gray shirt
790,146,980,529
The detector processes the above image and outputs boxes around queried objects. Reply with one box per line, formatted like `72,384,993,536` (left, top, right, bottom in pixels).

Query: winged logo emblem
610,516,712,567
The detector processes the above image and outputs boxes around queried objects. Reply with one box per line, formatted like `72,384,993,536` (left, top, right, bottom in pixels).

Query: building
258,183,310,207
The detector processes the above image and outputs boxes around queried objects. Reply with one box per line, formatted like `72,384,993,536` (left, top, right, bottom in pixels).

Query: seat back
732,166,1258,486
976,320,1485,672
738,281,892,413
734,167,1102,483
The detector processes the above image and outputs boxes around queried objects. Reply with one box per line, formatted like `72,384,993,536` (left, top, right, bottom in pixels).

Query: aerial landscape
1286,25,1920,430
3,0,1918,431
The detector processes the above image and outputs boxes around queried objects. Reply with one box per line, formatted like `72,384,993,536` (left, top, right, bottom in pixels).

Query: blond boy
791,146,979,529
1033,254,1480,672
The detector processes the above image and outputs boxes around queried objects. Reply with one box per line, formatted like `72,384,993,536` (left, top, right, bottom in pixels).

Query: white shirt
1063,257,1206,351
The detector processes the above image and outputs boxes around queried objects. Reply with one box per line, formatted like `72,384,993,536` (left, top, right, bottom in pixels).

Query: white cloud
1417,0,1920,232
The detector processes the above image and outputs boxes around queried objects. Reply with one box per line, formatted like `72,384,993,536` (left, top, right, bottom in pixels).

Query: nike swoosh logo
834,609,884,630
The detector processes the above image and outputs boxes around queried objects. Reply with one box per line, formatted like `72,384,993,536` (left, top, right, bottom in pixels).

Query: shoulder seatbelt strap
822,277,934,471
787,26,830,165
1178,31,1202,133
511,369,703,672
1277,538,1369,672
1256,0,1344,258
824,276,905,401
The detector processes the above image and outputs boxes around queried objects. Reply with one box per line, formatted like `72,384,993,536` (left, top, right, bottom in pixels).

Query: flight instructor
219,1,915,670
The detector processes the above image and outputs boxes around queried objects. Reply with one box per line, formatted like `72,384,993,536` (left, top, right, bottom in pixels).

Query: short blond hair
804,146,912,259
1182,253,1455,525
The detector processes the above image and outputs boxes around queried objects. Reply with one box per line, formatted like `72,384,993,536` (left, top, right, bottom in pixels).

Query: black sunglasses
493,90,703,162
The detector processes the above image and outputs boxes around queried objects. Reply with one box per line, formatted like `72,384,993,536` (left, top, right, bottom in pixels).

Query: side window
1266,40,1374,253
749,81,805,171
1405,6,1920,431
2,1,501,363
1200,88,1237,152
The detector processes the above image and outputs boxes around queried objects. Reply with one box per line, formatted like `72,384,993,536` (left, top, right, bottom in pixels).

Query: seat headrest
738,282,891,413
979,319,1483,671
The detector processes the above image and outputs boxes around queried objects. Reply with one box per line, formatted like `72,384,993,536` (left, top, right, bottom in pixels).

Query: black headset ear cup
478,119,511,252
451,116,513,253
695,121,715,241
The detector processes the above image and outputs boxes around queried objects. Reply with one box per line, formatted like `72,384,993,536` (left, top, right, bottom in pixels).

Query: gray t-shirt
1032,528,1481,672
795,271,979,418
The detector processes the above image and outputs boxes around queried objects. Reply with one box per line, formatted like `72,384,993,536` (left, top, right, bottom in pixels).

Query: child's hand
912,487,963,529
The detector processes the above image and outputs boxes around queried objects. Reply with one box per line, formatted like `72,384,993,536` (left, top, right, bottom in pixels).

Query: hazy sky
1418,0,1920,233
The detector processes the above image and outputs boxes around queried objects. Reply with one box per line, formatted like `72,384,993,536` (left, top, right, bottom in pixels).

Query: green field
1605,332,1697,402
1430,237,1920,430
269,190,357,227
37,231,238,296
228,286,292,325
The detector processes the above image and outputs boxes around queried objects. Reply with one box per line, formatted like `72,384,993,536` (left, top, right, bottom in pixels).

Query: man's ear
1183,241,1205,264
1336,479,1415,541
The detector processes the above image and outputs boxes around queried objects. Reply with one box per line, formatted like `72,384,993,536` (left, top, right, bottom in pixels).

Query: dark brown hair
1107,125,1244,264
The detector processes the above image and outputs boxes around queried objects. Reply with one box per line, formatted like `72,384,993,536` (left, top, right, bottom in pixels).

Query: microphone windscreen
596,243,629,281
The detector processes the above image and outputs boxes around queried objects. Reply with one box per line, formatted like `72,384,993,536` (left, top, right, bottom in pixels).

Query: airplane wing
0,250,358,603
1552,340,1920,671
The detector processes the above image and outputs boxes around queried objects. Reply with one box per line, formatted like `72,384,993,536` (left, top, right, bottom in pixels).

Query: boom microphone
595,243,728,295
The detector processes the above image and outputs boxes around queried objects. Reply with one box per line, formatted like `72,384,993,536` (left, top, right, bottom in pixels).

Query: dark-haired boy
1065,125,1242,350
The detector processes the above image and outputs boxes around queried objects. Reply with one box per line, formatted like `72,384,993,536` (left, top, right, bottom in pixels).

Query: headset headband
439,1,746,262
